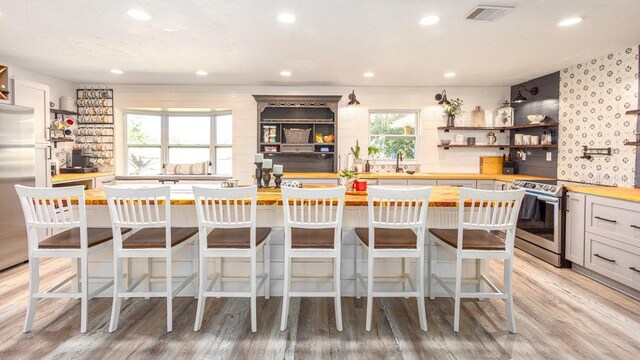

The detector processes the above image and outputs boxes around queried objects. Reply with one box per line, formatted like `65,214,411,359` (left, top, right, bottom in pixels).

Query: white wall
110,85,509,183
3,62,77,105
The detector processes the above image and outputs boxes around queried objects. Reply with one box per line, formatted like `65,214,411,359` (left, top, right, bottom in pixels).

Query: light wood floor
0,250,638,360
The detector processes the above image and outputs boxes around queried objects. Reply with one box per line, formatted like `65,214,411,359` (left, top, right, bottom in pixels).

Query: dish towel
519,193,541,221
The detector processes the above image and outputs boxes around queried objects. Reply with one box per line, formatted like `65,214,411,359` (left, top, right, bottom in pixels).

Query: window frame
368,109,420,163
123,110,232,175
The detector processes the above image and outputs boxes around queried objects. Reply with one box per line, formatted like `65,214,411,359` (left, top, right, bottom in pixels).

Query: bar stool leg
453,256,463,333
166,254,173,332
505,258,517,333
428,240,436,300
264,239,270,299
80,256,89,333
109,257,123,332
23,257,40,333
403,258,410,299
365,253,374,332
194,255,207,331
416,251,427,332
214,257,222,298
280,255,291,331
334,256,343,331
355,242,362,300
250,254,257,332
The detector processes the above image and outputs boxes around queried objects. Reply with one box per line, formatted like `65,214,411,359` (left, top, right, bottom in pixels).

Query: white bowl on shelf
527,115,545,124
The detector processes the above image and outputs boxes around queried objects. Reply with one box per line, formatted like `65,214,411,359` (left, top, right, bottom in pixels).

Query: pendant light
348,90,360,106
512,85,539,103
435,90,450,105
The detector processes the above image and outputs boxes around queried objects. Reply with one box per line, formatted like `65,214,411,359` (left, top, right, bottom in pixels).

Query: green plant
129,153,152,175
338,169,358,180
350,140,361,159
367,145,379,158
443,98,464,116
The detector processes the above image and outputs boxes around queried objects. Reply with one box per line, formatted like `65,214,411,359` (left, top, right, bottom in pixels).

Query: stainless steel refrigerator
0,103,35,270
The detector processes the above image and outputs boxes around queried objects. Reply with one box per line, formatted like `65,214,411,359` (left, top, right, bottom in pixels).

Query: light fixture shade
435,90,450,105
348,90,360,106
512,85,539,103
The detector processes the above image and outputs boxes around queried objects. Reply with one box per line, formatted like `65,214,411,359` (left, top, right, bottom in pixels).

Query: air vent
465,5,514,21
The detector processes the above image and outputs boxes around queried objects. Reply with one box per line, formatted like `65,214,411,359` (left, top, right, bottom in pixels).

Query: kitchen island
81,186,501,297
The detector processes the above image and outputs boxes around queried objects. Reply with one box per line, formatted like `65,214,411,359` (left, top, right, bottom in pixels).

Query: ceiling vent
465,5,514,21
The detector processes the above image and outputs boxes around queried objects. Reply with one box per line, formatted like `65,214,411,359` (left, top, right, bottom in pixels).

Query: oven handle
535,195,559,204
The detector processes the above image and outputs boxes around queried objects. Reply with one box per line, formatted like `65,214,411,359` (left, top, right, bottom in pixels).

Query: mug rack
76,87,115,170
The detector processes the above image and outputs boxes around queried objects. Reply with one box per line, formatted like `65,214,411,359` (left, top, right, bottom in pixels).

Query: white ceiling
1,0,639,87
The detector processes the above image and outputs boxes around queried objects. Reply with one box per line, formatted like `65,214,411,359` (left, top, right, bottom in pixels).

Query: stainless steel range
511,180,568,267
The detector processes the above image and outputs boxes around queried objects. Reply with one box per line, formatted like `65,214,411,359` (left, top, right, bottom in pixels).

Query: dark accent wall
636,45,640,188
509,72,560,178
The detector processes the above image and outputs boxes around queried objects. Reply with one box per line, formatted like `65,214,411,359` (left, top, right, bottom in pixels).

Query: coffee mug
454,134,465,145
531,136,540,145
221,179,239,188
522,135,532,145
514,134,524,145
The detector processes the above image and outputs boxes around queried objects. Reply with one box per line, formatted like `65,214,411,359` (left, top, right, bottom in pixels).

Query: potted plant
338,169,358,190
443,98,464,127
365,145,379,172
351,140,362,171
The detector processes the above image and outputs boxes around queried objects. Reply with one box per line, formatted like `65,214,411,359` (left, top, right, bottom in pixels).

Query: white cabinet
436,179,476,188
95,175,116,188
585,195,640,248
377,179,408,186
13,79,50,145
494,181,510,191
407,179,437,186
565,192,586,266
476,180,495,190
288,178,338,185
585,232,640,290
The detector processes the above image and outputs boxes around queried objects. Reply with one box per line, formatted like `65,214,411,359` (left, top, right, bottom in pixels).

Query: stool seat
39,227,132,249
429,229,505,250
207,227,272,248
355,228,417,249
123,227,198,249
291,228,335,249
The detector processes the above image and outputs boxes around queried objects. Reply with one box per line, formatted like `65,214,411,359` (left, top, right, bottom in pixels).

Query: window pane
168,116,210,145
371,136,416,160
216,114,232,145
128,147,161,175
370,112,417,135
168,147,210,165
127,114,161,144
215,147,232,175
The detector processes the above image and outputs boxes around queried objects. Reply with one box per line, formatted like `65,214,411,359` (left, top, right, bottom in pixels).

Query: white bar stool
15,185,130,333
192,185,271,332
280,186,346,331
354,186,432,332
103,185,198,332
428,188,525,333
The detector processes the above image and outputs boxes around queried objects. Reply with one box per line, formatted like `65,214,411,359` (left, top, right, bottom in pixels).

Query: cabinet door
13,79,50,144
494,181,509,190
436,179,476,188
565,192,586,266
377,179,408,186
407,179,436,186
476,180,495,190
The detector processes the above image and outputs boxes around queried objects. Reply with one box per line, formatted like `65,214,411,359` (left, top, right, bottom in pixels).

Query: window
125,111,232,175
369,110,419,161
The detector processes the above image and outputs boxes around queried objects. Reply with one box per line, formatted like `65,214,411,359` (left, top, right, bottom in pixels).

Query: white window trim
123,110,232,175
368,109,420,163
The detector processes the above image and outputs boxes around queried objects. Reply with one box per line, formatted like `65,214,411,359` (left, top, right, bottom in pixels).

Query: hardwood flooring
0,250,638,359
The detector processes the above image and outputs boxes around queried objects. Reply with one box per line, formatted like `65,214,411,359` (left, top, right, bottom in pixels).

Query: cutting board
480,156,503,174
472,106,486,127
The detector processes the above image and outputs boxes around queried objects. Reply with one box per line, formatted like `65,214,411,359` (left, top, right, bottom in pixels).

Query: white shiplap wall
110,85,509,182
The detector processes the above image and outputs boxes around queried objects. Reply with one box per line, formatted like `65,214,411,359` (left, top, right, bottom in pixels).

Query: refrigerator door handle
46,146,52,160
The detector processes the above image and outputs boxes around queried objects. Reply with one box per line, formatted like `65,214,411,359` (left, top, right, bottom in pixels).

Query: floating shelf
624,141,640,146
50,109,79,116
438,121,559,133
438,144,557,150
261,118,334,123
263,151,334,155
51,137,74,142
625,110,640,115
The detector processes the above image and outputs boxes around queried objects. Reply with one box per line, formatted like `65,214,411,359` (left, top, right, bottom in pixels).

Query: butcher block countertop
565,185,640,203
84,186,490,207
281,172,553,182
52,172,114,184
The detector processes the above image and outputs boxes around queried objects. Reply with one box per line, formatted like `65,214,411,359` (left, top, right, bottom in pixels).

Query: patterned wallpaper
558,46,639,187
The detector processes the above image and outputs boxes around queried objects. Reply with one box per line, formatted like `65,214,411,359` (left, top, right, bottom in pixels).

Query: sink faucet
396,151,403,173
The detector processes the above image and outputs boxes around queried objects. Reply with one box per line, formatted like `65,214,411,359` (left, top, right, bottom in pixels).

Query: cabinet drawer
586,196,640,248
377,179,408,186
436,180,477,188
407,179,436,186
95,175,116,188
585,232,640,291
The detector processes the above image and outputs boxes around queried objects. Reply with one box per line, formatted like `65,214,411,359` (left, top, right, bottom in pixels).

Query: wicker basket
283,128,311,144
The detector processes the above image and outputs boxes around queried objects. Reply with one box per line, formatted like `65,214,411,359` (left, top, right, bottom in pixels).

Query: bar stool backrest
281,186,345,230
193,185,257,229
367,186,432,230
15,185,87,249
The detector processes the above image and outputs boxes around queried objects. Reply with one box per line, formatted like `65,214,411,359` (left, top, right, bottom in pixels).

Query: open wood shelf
263,151,334,155
50,109,79,116
438,144,557,150
624,141,640,146
438,121,559,132
626,110,640,115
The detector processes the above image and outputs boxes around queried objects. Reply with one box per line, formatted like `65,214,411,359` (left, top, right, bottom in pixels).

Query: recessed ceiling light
277,13,296,23
558,17,583,27
110,69,124,74
444,72,456,78
419,15,440,26
195,71,208,76
363,72,375,78
163,27,179,32
280,70,292,77
126,9,151,21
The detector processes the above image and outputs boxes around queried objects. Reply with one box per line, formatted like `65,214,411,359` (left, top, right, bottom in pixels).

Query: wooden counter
85,186,475,207
281,172,553,182
52,172,115,184
565,185,640,203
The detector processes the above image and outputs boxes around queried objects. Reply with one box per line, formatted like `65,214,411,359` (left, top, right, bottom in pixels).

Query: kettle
487,132,497,145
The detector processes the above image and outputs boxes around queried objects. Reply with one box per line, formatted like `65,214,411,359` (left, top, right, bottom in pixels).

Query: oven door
515,193,561,254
